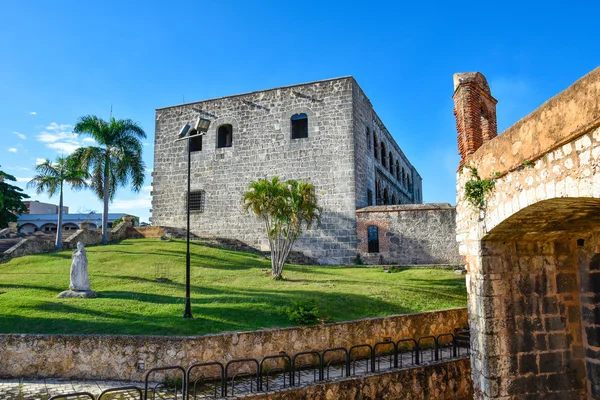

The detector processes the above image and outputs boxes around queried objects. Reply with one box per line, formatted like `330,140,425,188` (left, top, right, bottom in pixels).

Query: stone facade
453,67,600,399
0,308,467,381
356,204,461,265
242,358,473,400
151,77,422,265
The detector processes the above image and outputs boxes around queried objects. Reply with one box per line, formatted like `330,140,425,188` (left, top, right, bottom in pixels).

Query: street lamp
176,116,211,318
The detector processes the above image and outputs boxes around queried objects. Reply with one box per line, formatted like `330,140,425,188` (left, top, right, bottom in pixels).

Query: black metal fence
49,330,470,400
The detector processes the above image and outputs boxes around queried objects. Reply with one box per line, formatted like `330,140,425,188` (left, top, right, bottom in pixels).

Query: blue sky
1,1,598,223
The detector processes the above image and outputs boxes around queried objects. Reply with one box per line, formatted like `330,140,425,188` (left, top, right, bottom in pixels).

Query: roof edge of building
156,76,355,111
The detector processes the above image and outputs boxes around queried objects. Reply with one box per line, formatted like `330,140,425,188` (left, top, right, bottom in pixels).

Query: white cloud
30,111,36,115
12,131,26,140
47,142,80,154
82,137,96,144
36,122,82,154
8,148,17,153
15,177,32,183
35,158,46,165
6,166,30,172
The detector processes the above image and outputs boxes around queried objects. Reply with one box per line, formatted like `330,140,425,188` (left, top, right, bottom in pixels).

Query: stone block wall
242,358,473,400
351,81,423,208
356,204,461,265
0,308,467,381
454,67,600,399
151,77,423,265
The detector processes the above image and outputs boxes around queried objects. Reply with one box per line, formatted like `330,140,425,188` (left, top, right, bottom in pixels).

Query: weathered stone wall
151,77,423,265
0,308,467,381
356,204,461,265
2,238,55,258
241,358,473,400
454,67,600,399
351,81,423,208
126,226,166,238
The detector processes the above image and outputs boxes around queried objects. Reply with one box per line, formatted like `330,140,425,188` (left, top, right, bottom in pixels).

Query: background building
151,77,422,265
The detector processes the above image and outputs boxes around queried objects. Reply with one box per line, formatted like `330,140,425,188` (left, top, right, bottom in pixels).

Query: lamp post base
183,300,193,319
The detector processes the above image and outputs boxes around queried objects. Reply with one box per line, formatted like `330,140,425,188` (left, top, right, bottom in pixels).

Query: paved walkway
0,346,465,399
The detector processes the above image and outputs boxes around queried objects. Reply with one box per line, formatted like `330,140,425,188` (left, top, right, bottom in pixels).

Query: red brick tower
452,72,498,167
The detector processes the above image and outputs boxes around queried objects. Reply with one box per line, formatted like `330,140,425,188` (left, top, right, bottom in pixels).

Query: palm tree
27,157,88,250
72,116,146,244
243,177,322,279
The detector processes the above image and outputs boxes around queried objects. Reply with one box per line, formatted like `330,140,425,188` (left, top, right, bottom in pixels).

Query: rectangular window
187,190,205,212
189,136,202,152
367,189,373,206
291,113,309,139
367,225,379,253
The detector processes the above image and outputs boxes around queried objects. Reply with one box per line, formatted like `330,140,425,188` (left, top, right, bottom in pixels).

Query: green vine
464,166,496,208
522,160,535,168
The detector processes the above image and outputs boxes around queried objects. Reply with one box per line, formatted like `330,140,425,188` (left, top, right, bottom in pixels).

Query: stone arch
210,116,240,151
62,223,79,231
217,124,233,148
388,151,394,174
19,223,38,233
380,142,387,168
39,223,57,232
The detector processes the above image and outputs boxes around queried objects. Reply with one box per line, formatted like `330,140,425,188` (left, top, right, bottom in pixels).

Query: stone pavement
0,346,462,399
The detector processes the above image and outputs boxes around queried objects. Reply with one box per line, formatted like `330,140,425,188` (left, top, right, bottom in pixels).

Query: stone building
453,67,600,399
151,77,422,265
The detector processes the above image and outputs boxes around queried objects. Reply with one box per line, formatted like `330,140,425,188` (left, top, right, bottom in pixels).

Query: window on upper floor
388,152,394,174
366,128,371,149
373,134,378,159
367,189,373,206
291,113,308,139
217,124,233,148
380,142,387,168
383,188,389,205
396,161,400,180
368,225,379,253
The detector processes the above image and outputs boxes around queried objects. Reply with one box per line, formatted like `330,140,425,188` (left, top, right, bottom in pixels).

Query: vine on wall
464,166,496,208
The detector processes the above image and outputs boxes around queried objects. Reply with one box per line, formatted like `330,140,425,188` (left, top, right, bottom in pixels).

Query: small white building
18,201,136,233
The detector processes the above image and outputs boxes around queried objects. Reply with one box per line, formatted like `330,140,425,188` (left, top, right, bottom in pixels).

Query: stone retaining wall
241,358,472,400
0,308,467,381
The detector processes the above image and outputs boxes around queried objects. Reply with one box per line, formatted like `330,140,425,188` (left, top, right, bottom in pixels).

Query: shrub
280,300,321,325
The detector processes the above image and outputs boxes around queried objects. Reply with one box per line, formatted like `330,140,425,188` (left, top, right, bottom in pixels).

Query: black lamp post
176,116,211,318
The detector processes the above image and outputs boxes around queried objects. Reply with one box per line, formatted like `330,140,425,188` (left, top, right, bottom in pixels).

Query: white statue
69,241,91,291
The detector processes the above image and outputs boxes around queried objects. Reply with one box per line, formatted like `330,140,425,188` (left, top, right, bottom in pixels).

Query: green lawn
0,239,466,336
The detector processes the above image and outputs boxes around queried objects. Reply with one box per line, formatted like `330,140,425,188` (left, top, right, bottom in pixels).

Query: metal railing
49,330,470,399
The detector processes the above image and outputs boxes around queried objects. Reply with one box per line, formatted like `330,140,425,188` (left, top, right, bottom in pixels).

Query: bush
280,300,321,325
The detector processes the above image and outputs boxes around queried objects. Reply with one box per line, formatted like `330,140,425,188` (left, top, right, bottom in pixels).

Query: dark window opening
217,124,233,148
389,152,394,174
373,134,378,159
367,189,373,206
366,128,371,149
368,225,379,253
291,113,308,139
396,161,400,180
380,142,387,168
189,135,202,152
187,190,205,212
383,188,389,205
391,194,396,205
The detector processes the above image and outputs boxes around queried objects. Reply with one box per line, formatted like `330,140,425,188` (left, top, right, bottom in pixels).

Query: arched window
375,179,380,205
396,161,400,180
383,188,389,205
291,113,308,139
380,142,387,168
407,176,412,192
401,168,406,186
366,127,371,150
217,124,233,148
373,133,378,159
388,152,394,174
367,225,379,253
391,194,396,205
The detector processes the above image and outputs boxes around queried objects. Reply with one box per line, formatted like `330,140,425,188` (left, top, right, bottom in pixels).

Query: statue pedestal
57,290,98,298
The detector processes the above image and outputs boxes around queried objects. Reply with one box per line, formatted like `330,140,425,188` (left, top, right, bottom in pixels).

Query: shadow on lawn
7,283,414,335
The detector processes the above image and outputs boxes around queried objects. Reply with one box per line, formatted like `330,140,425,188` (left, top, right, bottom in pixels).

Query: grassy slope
0,239,466,336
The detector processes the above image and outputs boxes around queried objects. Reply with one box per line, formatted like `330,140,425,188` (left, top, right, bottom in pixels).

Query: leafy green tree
243,177,322,279
72,116,146,244
27,157,88,250
0,167,29,229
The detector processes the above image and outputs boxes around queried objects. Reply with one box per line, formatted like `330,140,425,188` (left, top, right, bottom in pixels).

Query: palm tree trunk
56,183,63,250
102,160,109,245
